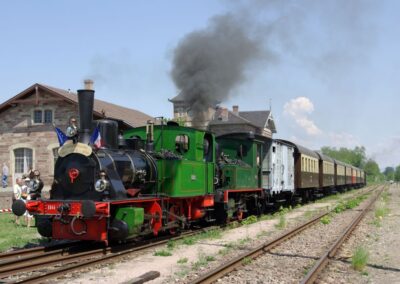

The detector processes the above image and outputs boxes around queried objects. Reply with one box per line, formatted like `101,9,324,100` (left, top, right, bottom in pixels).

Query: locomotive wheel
168,205,181,235
147,202,162,236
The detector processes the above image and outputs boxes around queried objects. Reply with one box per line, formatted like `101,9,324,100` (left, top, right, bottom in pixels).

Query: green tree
383,167,395,181
395,166,400,182
364,159,383,183
321,146,366,168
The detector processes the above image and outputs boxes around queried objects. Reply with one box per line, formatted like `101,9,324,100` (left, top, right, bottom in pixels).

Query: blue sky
1,1,399,169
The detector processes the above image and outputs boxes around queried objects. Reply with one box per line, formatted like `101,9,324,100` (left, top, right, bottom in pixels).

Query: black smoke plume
171,14,264,125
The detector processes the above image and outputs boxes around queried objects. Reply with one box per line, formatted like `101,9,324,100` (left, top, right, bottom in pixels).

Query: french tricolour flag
90,127,102,148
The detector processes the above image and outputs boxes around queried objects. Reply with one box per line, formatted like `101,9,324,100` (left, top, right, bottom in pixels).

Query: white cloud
327,132,361,148
283,97,321,136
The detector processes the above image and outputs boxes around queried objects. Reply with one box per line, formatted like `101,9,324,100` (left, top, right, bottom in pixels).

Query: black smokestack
77,79,94,144
171,14,263,126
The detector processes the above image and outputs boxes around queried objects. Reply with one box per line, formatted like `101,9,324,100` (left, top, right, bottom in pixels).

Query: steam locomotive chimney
77,79,95,144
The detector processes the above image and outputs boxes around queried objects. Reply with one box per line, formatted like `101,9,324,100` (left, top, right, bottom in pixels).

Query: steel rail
192,185,380,284
300,186,385,284
0,241,81,263
191,210,330,284
2,185,376,283
6,228,214,283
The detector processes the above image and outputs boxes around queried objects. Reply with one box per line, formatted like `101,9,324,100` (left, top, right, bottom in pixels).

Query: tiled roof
0,83,153,128
209,108,276,133
209,110,254,126
239,111,270,128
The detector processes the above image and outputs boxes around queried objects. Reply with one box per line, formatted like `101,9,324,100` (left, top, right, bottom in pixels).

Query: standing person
23,177,33,227
66,117,78,142
13,177,26,225
29,170,44,200
2,163,9,188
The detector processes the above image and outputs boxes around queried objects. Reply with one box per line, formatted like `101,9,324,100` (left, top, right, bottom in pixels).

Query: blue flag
55,127,68,146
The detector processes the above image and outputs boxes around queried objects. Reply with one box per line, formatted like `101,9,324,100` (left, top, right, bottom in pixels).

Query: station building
0,83,152,186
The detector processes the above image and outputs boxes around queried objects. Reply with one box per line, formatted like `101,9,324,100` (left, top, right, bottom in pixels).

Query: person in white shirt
13,178,25,225
23,177,33,227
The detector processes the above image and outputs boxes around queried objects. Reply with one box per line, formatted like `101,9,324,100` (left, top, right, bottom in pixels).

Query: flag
55,127,68,146
90,127,102,148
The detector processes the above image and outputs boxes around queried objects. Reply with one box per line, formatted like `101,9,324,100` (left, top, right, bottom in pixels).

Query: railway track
0,185,378,283
300,185,385,283
0,227,216,284
191,185,384,284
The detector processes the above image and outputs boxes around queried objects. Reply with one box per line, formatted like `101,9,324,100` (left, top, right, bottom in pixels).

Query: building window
33,109,53,124
14,148,33,174
44,110,53,123
33,110,43,123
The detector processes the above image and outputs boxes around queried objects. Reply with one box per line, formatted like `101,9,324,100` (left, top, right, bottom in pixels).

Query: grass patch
320,215,331,225
218,243,235,256
375,206,389,219
259,214,273,221
256,230,269,238
174,267,190,278
181,228,222,246
242,215,257,225
275,215,286,229
192,253,216,270
334,203,346,213
237,237,252,245
167,240,176,250
0,214,43,252
227,221,240,229
334,195,367,214
304,210,314,218
177,257,188,264
351,246,369,271
242,257,252,265
381,191,391,203
154,249,172,256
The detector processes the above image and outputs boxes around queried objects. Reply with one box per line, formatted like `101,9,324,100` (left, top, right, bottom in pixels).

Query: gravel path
317,184,400,284
48,187,374,284
217,202,368,283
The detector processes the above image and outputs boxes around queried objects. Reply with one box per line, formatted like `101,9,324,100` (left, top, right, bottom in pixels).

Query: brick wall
0,89,78,186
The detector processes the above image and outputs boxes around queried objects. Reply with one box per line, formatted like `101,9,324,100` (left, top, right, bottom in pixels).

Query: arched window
14,148,33,174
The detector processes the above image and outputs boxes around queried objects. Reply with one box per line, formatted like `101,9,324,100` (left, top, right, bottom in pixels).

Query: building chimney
84,79,94,90
217,107,229,121
232,105,239,115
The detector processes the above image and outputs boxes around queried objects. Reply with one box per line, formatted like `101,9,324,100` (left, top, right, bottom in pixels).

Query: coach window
175,134,189,154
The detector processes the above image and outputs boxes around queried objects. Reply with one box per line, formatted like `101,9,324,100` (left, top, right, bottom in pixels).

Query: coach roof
275,139,319,159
